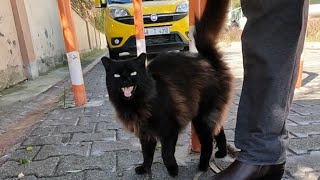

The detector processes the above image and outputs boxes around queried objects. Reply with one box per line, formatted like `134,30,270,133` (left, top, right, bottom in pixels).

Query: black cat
101,0,233,177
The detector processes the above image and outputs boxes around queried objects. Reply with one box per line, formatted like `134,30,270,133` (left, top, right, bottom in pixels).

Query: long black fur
101,0,233,177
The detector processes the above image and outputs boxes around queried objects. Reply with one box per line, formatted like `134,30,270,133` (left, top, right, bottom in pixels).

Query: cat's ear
101,56,112,70
135,53,147,67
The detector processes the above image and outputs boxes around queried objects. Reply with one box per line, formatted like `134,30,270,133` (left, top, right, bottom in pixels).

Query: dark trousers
235,0,309,165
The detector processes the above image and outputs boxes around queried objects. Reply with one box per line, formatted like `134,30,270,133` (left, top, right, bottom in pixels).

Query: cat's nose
122,79,130,85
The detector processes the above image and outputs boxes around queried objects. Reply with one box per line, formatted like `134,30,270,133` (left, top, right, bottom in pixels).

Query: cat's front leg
160,135,179,177
135,135,157,175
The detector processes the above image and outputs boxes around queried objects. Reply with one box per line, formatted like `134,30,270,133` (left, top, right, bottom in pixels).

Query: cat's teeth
121,86,134,97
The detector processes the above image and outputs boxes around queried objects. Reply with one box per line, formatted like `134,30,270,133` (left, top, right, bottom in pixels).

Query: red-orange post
57,0,87,106
132,0,147,64
296,55,304,88
189,0,206,153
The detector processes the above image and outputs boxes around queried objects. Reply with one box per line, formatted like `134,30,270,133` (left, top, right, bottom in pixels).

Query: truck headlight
176,2,189,13
109,7,130,18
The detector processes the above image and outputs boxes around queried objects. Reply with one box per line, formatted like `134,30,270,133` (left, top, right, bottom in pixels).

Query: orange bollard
57,0,87,106
296,53,304,88
189,0,206,53
191,124,201,152
132,0,147,59
189,0,206,153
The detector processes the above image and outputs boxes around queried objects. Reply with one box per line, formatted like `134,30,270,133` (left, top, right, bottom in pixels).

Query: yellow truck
96,0,189,59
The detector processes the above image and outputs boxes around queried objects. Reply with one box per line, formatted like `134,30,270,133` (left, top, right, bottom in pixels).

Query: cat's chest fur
114,101,153,136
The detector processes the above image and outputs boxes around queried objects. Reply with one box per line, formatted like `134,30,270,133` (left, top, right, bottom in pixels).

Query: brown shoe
211,160,285,180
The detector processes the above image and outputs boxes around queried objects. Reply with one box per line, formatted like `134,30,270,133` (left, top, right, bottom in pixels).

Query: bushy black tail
194,0,230,68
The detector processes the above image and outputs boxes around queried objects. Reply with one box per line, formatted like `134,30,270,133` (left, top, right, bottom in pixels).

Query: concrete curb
0,53,107,164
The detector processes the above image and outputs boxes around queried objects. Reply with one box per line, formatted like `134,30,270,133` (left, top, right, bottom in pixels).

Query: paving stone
91,140,140,156
198,170,216,180
45,113,64,120
116,169,153,180
224,130,235,142
98,109,117,117
38,173,85,180
41,118,78,126
294,100,320,108
290,103,304,108
90,98,106,104
35,142,91,160
227,107,238,117
149,162,200,180
55,154,116,176
287,119,299,127
98,102,115,111
174,143,201,167
62,109,83,121
232,97,240,106
214,154,235,169
286,151,320,179
287,149,295,157
99,110,117,117
289,172,320,180
224,116,237,130
96,122,121,132
85,170,117,180
288,114,320,125
288,124,320,137
117,151,143,172
291,107,320,116
83,107,101,117
49,108,74,115
117,129,137,141
0,157,59,179
32,126,56,136
227,141,240,152
71,132,116,142
23,134,71,146
289,136,320,154
9,174,86,180
5,175,38,180
78,116,116,125
9,146,41,161
53,124,95,134
176,131,190,146
281,171,295,180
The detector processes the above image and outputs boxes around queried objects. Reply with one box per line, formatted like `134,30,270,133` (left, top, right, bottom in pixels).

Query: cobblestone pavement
0,43,319,179
0,51,106,157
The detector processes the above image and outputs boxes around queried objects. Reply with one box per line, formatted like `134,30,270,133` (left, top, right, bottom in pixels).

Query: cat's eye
130,71,137,76
114,74,120,78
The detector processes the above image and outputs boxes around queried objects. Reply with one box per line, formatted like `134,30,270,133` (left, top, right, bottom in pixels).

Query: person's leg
235,0,308,165
211,0,308,179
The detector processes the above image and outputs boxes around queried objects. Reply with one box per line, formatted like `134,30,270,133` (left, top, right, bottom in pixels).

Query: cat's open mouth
121,86,136,98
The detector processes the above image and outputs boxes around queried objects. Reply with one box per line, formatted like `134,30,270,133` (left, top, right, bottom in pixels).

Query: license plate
144,27,170,36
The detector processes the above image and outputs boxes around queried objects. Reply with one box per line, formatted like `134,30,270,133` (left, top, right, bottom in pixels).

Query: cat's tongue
121,86,134,97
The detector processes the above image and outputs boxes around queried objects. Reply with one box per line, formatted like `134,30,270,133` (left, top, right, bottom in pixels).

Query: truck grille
126,34,183,46
115,12,187,25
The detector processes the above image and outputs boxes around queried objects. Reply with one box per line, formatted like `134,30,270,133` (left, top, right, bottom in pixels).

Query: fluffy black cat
101,0,233,177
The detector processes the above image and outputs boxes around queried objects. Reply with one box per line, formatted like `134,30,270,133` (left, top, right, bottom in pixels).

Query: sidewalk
0,43,319,179
0,49,107,159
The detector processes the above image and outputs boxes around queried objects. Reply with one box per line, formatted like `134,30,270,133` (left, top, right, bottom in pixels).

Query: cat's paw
215,149,227,158
198,161,209,172
166,164,179,177
135,165,150,175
